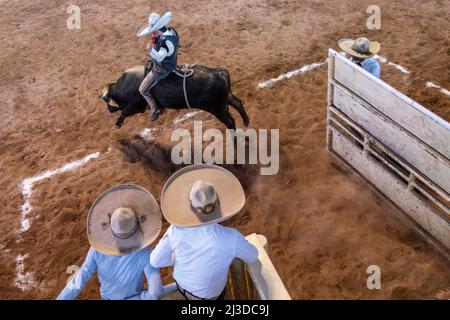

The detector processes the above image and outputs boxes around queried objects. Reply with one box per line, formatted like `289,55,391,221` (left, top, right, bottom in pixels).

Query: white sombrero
137,12,172,37
338,37,380,59
87,184,162,256
160,164,246,227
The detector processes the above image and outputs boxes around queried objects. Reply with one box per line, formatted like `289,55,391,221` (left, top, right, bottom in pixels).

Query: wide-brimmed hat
137,12,172,37
338,37,380,59
160,164,246,227
87,184,162,256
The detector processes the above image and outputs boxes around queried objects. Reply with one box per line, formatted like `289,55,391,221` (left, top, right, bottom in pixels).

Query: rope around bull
173,63,196,109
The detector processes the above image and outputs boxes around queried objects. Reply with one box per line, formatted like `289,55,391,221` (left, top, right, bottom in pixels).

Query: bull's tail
219,69,249,127
218,68,231,91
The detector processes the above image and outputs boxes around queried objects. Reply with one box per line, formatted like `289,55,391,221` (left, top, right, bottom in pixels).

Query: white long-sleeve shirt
150,223,258,299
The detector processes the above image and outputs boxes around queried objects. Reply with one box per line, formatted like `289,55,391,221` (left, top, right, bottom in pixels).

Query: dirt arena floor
0,0,449,299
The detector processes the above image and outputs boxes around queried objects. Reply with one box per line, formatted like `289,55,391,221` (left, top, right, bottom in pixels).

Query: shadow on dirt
120,136,259,190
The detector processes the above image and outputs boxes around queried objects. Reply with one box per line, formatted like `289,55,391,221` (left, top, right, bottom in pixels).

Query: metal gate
327,49,450,250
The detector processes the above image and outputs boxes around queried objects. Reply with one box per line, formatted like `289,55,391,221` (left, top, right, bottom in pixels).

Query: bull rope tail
183,76,191,109
173,63,196,109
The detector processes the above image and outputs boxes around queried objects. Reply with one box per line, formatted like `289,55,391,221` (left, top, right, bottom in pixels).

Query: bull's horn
102,86,109,99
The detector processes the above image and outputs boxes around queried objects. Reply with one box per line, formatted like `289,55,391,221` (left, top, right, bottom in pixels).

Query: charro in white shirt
150,223,258,299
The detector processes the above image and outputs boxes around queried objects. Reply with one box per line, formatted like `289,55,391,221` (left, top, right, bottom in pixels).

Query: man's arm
56,248,97,300
149,47,168,63
149,40,174,63
234,232,259,264
126,250,177,300
127,264,163,300
150,227,175,268
135,267,177,300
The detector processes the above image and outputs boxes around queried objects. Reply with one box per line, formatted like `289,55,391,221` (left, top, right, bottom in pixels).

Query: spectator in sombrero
57,184,176,300
150,164,259,300
338,37,381,78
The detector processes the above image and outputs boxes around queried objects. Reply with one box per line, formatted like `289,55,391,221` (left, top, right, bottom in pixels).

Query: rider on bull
137,12,179,122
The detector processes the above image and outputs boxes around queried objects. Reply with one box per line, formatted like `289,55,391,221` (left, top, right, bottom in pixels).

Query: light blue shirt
150,223,258,299
57,247,162,300
361,58,381,78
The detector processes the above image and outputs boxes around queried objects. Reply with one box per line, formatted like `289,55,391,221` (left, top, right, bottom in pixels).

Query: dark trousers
176,282,226,300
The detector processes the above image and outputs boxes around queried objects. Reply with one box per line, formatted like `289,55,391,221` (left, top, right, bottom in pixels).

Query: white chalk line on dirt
20,151,101,233
256,52,412,89
173,111,202,124
374,55,410,74
17,151,102,291
257,60,328,88
426,82,450,97
15,254,37,291
375,56,450,97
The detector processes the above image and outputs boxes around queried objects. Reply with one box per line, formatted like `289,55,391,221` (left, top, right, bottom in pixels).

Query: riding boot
151,107,165,122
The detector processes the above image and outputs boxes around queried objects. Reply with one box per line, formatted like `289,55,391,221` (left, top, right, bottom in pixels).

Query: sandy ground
0,0,449,299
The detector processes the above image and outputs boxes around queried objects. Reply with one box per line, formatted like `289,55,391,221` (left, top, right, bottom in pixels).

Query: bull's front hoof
115,124,122,129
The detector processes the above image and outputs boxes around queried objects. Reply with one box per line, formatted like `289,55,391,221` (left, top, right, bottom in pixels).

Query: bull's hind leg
228,92,249,127
215,111,236,130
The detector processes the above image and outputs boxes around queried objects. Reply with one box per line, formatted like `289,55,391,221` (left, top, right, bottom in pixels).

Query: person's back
95,248,154,299
158,224,257,298
361,57,381,78
58,247,162,300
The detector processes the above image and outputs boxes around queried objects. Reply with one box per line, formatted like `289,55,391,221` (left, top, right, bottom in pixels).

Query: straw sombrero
160,164,245,227
87,184,162,256
338,37,380,59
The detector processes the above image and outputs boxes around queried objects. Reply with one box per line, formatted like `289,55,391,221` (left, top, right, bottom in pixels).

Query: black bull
102,65,249,129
